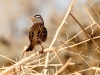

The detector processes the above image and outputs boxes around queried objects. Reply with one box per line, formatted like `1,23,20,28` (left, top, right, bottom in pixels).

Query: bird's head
30,14,44,24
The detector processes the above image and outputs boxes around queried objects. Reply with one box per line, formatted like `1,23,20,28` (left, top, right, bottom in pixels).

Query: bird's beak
30,18,34,21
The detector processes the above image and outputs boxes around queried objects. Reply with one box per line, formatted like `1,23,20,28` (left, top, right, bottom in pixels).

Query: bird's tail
26,43,34,51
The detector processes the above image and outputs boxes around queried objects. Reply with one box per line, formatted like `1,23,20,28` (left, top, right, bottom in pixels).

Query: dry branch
44,0,76,74
62,35,100,49
60,23,96,47
55,58,72,75
70,13,100,53
83,4,100,29
74,72,82,75
0,48,53,75
1,0,100,75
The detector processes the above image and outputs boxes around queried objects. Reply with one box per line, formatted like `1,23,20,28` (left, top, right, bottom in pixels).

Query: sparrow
26,15,47,54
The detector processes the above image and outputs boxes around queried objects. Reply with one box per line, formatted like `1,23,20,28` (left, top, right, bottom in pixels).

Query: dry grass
0,0,100,75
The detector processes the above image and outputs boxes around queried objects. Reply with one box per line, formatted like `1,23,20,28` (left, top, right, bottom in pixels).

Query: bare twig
74,72,82,75
55,58,72,75
0,48,53,75
61,36,100,49
70,13,100,53
68,67,100,75
44,0,76,74
0,55,16,64
60,23,95,47
95,61,99,75
83,4,100,28
52,48,63,65
88,0,100,24
1,1,100,75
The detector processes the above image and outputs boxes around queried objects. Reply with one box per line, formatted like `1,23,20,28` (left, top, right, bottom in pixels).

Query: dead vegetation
0,0,100,75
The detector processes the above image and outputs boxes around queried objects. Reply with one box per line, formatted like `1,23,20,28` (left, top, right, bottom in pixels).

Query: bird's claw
39,50,44,54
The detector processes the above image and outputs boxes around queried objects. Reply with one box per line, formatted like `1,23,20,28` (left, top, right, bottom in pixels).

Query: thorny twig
70,13,100,53
44,0,76,74
1,0,100,75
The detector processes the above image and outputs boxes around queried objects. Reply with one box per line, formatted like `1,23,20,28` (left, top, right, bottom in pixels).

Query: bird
26,14,47,54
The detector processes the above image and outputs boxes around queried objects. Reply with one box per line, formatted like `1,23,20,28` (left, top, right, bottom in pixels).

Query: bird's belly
32,39,41,45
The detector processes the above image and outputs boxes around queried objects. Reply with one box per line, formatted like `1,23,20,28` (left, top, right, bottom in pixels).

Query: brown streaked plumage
26,15,47,53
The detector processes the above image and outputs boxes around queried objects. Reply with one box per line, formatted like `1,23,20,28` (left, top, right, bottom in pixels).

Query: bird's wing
29,23,47,43
29,26,34,43
37,25,47,42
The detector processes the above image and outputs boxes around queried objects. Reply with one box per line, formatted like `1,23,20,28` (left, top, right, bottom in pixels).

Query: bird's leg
34,47,37,56
39,44,44,54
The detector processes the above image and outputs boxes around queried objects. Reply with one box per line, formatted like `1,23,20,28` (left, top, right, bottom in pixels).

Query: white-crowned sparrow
26,15,47,53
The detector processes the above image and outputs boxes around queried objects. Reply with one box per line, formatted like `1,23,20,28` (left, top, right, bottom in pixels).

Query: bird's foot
39,50,44,54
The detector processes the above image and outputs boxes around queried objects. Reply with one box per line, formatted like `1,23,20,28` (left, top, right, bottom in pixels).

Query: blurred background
0,0,100,74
